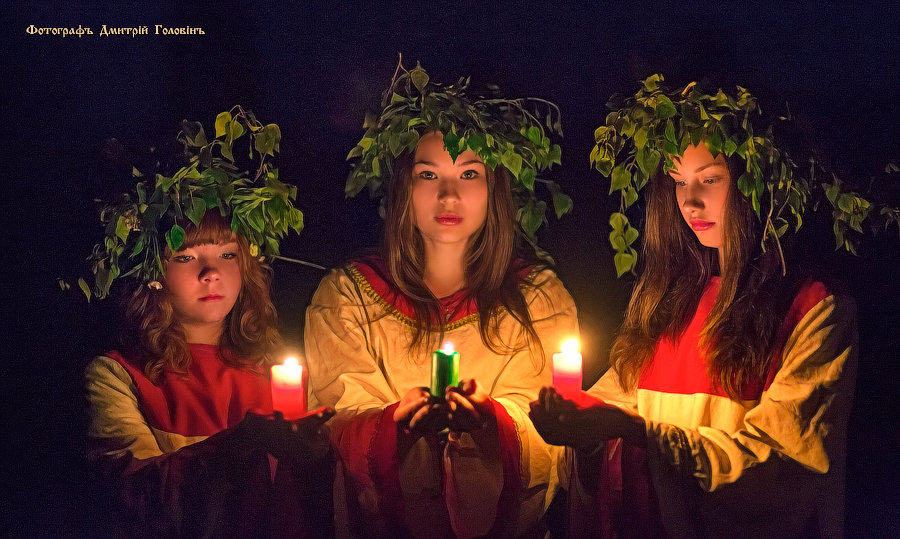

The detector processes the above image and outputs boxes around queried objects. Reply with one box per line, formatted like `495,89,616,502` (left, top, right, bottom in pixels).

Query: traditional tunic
85,344,332,538
304,256,578,538
574,279,857,538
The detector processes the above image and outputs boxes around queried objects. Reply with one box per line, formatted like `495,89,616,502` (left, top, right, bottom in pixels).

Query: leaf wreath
591,74,898,277
345,58,571,239
69,106,304,301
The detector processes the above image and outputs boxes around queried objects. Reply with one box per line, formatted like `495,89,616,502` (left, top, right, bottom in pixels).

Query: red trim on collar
351,254,479,324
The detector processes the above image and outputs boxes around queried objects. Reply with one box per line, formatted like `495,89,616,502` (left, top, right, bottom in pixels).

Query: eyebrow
413,159,485,167
669,162,727,176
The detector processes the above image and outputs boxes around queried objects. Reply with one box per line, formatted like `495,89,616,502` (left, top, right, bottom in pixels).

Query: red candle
271,356,307,420
552,338,583,398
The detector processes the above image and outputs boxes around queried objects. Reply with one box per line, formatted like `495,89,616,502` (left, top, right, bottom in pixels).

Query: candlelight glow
283,356,299,368
442,341,455,354
561,338,579,355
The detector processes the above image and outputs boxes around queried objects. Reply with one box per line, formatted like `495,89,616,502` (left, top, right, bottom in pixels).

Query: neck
422,239,467,298
181,322,223,345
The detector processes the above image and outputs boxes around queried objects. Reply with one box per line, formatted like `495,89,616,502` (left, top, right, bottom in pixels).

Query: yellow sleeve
646,294,858,492
585,364,639,413
304,267,399,412
85,355,163,460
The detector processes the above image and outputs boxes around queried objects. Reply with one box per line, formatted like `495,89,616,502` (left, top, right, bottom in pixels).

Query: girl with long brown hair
304,65,578,537
84,110,333,537
531,80,860,537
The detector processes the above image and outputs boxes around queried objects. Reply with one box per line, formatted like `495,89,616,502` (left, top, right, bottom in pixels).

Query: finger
408,403,434,430
447,392,480,423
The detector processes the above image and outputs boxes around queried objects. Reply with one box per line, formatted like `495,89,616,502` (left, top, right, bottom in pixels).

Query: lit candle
430,341,460,399
552,338,583,398
271,356,307,420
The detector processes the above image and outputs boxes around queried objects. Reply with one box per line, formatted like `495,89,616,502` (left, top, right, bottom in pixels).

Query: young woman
531,83,859,538
85,214,334,537
83,107,332,537
304,66,578,538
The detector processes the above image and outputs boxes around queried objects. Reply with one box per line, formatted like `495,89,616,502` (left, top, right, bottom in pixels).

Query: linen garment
575,279,857,538
304,257,578,538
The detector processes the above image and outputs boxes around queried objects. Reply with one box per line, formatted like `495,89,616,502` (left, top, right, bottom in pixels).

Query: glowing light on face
669,144,731,250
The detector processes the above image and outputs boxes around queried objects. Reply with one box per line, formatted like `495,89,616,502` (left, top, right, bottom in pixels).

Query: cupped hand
237,408,335,461
393,386,448,437
529,387,645,449
446,379,495,433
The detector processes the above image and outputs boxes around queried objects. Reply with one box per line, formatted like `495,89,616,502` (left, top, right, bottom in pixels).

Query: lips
690,219,715,231
435,215,462,225
199,294,224,302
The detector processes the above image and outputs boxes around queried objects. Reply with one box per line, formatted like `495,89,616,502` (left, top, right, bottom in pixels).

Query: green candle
430,341,460,399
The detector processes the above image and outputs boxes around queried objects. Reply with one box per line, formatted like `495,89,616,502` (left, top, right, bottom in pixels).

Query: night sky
7,1,899,535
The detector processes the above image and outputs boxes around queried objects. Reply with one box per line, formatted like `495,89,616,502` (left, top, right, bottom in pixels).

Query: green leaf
637,149,661,177
215,112,232,138
657,96,676,118
548,144,562,165
501,150,523,178
610,165,631,193
609,230,627,251
609,211,628,232
634,128,648,150
614,252,635,277
410,65,429,93
78,278,91,301
115,215,129,242
166,224,185,251
526,126,542,144
724,138,738,156
443,132,461,161
665,120,675,143
642,74,662,92
520,167,536,190
624,225,639,245
230,120,244,142
624,186,639,208
187,196,206,226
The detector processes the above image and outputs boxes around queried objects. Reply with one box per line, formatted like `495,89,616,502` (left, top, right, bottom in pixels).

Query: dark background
6,1,899,536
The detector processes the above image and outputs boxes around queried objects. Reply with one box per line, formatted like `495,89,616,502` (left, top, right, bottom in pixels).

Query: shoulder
785,280,856,334
521,266,576,317
85,353,139,396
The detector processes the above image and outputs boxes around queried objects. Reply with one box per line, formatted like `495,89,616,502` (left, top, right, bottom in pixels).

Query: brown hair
122,213,282,383
382,149,546,360
610,156,787,399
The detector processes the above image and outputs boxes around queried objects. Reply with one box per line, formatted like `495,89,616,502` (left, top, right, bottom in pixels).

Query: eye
461,169,480,180
703,177,719,184
173,255,194,263
221,252,238,260
418,170,437,180
673,179,686,187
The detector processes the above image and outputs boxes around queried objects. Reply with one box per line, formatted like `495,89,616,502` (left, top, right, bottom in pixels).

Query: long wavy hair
121,213,282,383
381,148,546,360
610,156,792,399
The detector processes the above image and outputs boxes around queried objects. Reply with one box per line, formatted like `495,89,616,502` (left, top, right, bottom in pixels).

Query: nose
199,260,221,282
682,182,705,211
437,177,459,204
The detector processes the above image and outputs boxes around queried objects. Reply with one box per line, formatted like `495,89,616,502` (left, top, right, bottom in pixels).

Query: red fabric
108,344,273,436
93,347,330,537
486,398,524,538
638,279,828,399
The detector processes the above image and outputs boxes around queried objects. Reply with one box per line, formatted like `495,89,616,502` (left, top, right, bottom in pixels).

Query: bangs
180,213,237,249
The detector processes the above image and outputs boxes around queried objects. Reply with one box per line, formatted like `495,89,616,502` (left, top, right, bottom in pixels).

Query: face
163,241,242,330
669,143,731,249
410,131,489,248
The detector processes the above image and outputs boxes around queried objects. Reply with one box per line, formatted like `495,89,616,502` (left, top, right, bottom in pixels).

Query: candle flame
283,356,299,367
561,338,579,354
442,341,455,354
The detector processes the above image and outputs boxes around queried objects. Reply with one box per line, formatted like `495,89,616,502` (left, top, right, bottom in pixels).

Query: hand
236,408,335,461
529,387,645,449
393,387,448,437
446,379,495,433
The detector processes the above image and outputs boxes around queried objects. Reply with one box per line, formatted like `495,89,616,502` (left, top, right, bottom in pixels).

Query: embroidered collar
347,255,480,330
